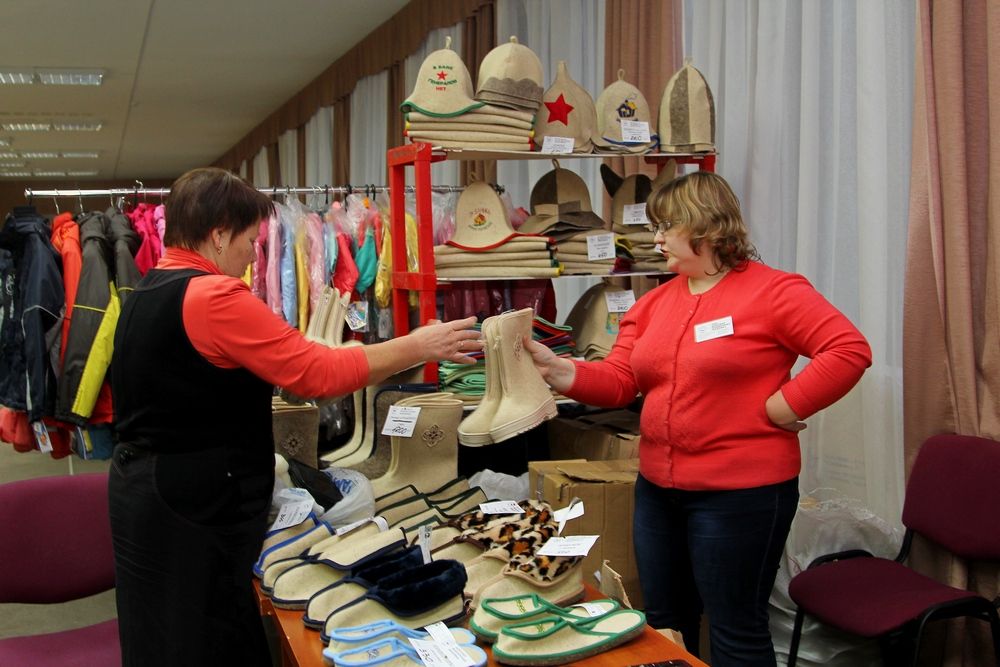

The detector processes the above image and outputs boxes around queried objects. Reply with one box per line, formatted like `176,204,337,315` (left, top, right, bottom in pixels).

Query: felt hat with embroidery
659,59,716,153
593,69,658,153
401,36,484,118
532,61,597,153
476,36,544,112
447,181,518,250
519,167,606,237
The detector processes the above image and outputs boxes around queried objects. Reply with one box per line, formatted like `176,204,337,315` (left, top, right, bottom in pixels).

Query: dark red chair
787,434,1000,666
0,472,121,666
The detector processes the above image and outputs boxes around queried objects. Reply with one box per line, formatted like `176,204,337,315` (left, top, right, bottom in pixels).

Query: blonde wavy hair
646,171,759,272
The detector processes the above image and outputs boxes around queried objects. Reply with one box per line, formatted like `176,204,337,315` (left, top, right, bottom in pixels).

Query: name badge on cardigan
694,316,734,342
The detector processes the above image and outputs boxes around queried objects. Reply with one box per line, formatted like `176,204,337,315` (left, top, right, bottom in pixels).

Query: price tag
478,501,524,515
408,638,475,667
346,300,368,332
541,136,575,153
269,499,313,531
381,405,422,437
334,517,371,536
31,421,53,453
604,290,636,313
537,535,600,557
622,203,648,226
576,602,611,617
424,622,458,646
554,499,585,535
620,119,651,143
418,523,434,564
586,233,615,261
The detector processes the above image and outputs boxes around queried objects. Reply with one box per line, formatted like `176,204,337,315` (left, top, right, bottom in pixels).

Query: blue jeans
633,473,798,667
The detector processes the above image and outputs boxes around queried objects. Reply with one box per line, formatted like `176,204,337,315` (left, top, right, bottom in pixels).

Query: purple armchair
0,471,120,666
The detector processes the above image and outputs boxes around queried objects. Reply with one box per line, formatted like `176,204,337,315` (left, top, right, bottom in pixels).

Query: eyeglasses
645,220,674,235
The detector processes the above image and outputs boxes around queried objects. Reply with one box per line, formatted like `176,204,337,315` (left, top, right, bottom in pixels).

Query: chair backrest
901,434,1000,561
0,472,114,603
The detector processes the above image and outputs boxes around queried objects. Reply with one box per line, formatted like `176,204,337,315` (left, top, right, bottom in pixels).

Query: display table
254,580,706,667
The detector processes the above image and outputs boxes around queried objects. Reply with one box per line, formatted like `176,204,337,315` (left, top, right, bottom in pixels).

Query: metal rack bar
24,184,468,199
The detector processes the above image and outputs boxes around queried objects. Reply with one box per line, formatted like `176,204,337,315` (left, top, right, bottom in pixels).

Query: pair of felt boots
458,308,558,446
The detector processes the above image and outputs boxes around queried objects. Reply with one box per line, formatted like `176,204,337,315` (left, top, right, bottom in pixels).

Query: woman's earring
217,245,223,254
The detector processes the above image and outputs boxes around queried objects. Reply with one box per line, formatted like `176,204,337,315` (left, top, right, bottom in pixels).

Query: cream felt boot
457,316,501,446
369,394,463,496
488,308,558,442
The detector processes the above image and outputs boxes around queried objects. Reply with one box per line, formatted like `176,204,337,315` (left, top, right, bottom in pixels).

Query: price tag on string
577,601,612,617
424,622,458,646
269,499,313,532
334,517,371,536
479,500,524,515
31,422,53,453
418,523,434,563
622,203,648,226
408,638,475,667
620,120,651,143
381,405,421,437
586,233,615,261
553,498,585,535
537,534,600,557
541,136,575,153
604,290,636,313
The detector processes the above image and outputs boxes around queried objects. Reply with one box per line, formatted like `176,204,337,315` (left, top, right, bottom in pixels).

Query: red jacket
569,261,872,491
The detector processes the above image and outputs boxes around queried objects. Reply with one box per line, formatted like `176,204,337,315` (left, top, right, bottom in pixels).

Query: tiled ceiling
0,0,409,181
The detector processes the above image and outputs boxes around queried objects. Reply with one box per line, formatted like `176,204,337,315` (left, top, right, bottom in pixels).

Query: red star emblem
545,94,575,126
436,71,448,81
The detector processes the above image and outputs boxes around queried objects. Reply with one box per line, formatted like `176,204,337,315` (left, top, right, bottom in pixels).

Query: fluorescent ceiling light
0,172,32,177
34,170,66,177
0,70,34,85
0,152,18,159
53,121,103,132
37,69,104,86
67,170,99,177
1,122,52,131
0,162,26,168
21,151,58,159
62,151,99,159
0,138,10,147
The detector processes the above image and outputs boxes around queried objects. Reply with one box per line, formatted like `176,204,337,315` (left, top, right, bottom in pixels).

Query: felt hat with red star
532,61,598,153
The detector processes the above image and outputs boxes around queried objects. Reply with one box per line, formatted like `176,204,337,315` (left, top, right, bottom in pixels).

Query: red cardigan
159,248,369,399
570,261,872,491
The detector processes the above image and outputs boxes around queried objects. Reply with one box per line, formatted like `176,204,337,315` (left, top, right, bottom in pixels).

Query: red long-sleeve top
569,261,872,491
159,247,369,397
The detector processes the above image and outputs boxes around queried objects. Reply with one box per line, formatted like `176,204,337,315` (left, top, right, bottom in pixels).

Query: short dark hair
164,167,274,249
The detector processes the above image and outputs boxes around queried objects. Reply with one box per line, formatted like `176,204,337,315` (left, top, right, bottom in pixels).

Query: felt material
533,61,598,153
564,283,628,357
401,38,483,117
406,121,533,137
593,69,658,152
261,556,306,595
471,594,620,643
476,37,544,111
406,130,533,144
270,559,348,610
448,181,517,250
493,608,647,665
435,251,551,268
520,168,606,236
660,60,716,152
415,139,534,152
255,522,334,578
326,637,487,667
307,522,381,558
435,239,551,255
319,527,407,569
407,111,534,131
436,266,561,278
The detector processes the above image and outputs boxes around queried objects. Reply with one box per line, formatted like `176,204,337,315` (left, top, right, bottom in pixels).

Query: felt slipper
374,485,420,513
470,594,620,643
492,608,646,666
325,636,487,667
307,521,382,558
323,619,475,657
320,559,469,643
262,556,309,596
255,521,335,578
304,546,424,628
261,513,319,552
472,550,585,610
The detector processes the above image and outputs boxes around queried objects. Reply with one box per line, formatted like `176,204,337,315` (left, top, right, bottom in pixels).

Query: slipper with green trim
492,608,646,666
470,593,620,643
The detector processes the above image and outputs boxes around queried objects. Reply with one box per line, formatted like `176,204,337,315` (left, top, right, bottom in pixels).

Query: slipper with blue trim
323,619,475,658
324,636,487,666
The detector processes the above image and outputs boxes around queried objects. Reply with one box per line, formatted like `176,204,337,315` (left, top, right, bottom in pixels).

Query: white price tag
604,290,636,313
620,119,651,143
478,501,524,515
536,534,600,557
576,602,611,617
269,499,313,532
586,233,615,261
554,499,585,535
622,203,648,226
423,622,458,646
541,136,575,153
381,405,422,437
346,300,368,332
31,422,53,453
418,523,434,564
408,638,475,667
334,517,371,536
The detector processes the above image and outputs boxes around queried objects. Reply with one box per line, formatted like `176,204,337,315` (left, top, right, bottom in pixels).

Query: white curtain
685,0,914,525
251,146,270,189
404,24,464,188
278,129,298,188
238,160,247,180
349,71,389,185
305,106,334,208
496,0,607,321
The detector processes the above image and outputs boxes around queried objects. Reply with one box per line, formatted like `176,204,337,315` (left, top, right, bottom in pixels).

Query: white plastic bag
770,488,903,666
469,469,530,502
318,467,375,527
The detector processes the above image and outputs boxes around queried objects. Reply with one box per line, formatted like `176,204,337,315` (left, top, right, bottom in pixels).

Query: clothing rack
24,183,480,200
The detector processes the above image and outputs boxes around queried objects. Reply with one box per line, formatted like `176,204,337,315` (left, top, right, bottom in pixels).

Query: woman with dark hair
109,167,481,666
526,171,872,666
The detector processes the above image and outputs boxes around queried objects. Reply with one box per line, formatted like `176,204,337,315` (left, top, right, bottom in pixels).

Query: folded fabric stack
401,36,543,152
556,229,634,275
435,181,561,278
564,282,633,361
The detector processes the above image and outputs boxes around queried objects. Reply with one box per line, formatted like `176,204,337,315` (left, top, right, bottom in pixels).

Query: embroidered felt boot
457,315,501,446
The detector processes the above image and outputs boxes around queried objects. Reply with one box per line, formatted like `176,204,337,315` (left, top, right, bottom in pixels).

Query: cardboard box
547,409,641,461
528,458,642,607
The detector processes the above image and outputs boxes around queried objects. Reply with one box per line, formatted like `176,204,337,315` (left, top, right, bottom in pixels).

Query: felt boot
457,315,501,446
488,308,557,443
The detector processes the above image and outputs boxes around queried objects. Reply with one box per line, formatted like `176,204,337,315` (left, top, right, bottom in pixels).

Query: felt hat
447,181,517,250
593,69,658,153
564,282,629,360
532,61,597,153
401,36,484,118
476,36,544,112
600,161,677,233
659,59,716,152
519,167,606,236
